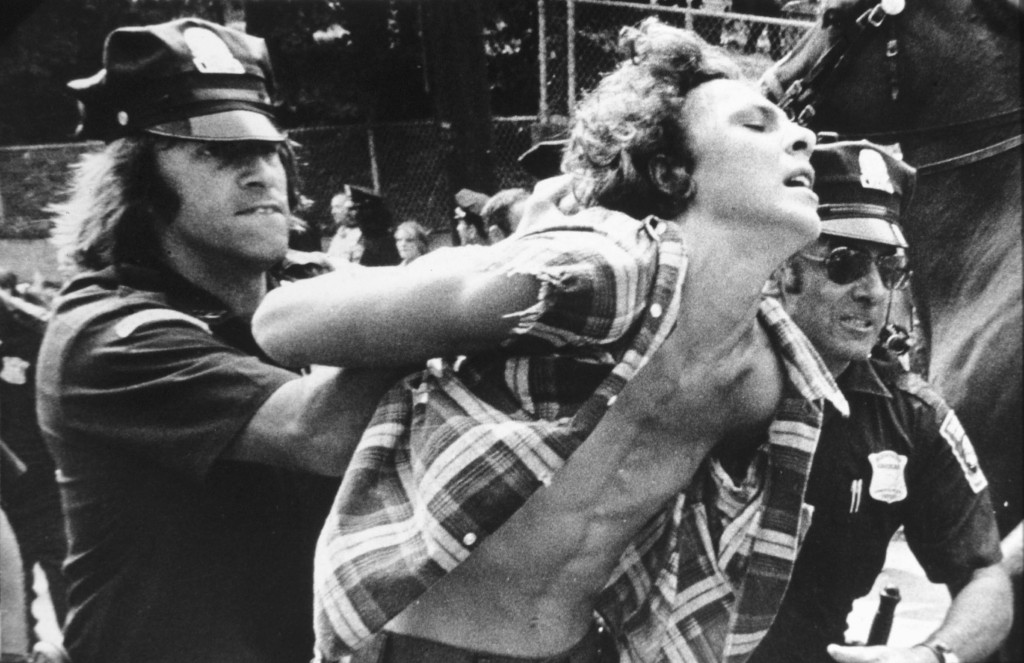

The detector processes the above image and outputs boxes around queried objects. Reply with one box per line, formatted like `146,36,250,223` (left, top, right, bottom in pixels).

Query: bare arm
225,364,410,475
252,253,540,368
826,563,1014,663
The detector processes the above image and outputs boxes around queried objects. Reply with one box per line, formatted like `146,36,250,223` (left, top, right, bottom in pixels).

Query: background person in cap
752,140,1010,663
517,139,568,181
350,187,400,267
325,184,400,267
481,187,529,243
453,188,490,246
37,17,397,663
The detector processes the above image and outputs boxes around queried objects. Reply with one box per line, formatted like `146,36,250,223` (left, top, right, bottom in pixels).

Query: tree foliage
0,0,539,146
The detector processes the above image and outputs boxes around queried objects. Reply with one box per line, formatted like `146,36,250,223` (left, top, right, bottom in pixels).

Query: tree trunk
421,0,496,200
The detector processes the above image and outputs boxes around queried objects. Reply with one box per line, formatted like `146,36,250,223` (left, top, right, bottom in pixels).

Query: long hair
50,135,301,272
563,17,740,220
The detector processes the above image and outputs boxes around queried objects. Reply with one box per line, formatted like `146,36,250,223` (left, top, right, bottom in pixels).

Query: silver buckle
866,5,888,27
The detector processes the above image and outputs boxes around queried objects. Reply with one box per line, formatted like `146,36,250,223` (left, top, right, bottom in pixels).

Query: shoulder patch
939,410,987,494
115,309,211,338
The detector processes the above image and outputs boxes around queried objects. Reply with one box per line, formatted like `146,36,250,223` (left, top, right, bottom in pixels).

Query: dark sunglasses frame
800,246,912,291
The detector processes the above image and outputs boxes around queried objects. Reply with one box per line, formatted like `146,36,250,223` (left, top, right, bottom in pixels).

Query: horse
762,0,1022,536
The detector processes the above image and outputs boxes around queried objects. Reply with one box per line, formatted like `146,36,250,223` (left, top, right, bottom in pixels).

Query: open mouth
839,314,874,332
238,203,284,216
784,172,814,189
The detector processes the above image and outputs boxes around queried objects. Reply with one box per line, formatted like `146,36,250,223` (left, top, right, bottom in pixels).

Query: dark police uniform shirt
749,352,1001,663
36,263,337,663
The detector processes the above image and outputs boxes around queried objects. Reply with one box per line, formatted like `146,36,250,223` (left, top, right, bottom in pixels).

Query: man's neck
162,253,269,318
676,213,812,356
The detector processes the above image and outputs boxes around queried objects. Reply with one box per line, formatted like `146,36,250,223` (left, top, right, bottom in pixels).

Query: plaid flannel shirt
313,208,847,662
597,297,849,663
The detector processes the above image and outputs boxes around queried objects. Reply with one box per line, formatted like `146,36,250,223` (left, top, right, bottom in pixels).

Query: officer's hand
827,643,938,663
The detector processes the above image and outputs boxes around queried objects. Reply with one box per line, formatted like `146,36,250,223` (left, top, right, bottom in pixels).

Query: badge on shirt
939,410,988,494
868,450,908,503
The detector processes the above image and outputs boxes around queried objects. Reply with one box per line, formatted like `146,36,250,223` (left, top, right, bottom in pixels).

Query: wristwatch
916,641,960,663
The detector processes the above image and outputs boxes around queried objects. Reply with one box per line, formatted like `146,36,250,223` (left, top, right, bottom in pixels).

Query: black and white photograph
0,1,1020,662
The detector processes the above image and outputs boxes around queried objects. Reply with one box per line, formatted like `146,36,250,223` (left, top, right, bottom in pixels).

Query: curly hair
49,136,301,272
563,17,740,220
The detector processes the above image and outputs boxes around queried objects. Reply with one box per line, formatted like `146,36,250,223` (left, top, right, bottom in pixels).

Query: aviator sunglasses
800,246,912,291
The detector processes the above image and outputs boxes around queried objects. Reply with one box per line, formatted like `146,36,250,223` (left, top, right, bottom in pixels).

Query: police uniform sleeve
48,304,296,481
898,372,1002,584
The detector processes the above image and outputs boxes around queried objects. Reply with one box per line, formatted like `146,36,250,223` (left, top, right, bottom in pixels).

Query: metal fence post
567,0,577,114
368,126,381,193
538,0,549,122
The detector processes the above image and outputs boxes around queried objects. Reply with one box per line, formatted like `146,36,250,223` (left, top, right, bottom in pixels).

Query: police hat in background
518,139,568,180
811,139,916,248
345,184,382,207
68,17,284,143
454,189,489,217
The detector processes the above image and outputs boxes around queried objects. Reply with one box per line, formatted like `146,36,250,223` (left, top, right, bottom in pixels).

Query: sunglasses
800,246,912,291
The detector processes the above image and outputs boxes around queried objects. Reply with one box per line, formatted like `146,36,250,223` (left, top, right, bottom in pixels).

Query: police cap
68,18,284,143
811,139,916,248
454,189,489,217
517,139,568,180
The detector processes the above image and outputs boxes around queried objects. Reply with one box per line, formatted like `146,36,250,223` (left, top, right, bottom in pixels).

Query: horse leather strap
885,20,899,101
778,0,893,125
917,133,1024,174
846,107,1022,141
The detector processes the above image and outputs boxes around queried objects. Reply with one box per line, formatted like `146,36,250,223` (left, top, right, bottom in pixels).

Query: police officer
753,140,1012,663
37,18,396,663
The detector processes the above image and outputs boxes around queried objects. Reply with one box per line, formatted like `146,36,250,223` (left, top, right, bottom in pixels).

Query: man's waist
349,621,616,663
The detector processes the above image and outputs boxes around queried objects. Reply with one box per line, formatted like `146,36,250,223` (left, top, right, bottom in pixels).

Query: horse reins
772,0,1023,175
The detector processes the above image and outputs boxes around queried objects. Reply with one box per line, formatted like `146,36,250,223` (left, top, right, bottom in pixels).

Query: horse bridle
769,0,1023,174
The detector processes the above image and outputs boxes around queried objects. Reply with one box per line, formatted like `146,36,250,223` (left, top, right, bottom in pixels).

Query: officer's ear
648,155,692,200
780,259,803,294
766,259,802,298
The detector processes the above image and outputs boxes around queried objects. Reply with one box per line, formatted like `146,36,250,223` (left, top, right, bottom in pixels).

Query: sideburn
113,138,180,268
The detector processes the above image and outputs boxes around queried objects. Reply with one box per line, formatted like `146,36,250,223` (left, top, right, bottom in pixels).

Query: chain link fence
538,0,816,120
